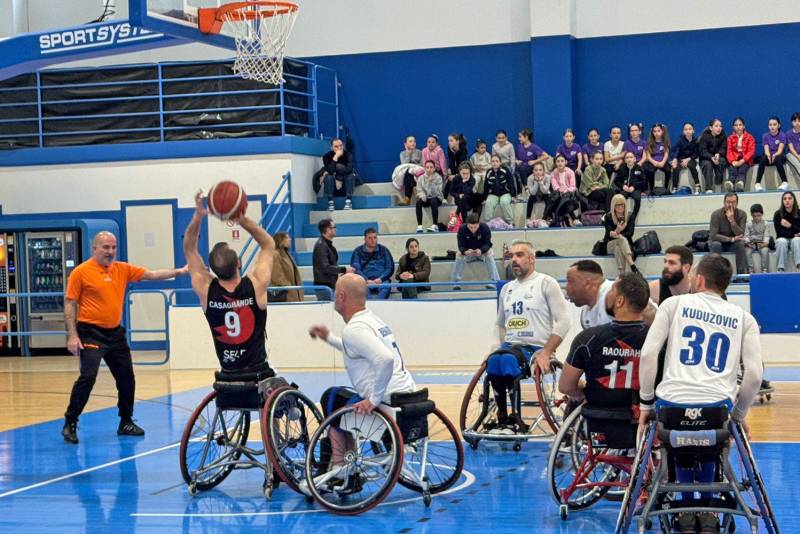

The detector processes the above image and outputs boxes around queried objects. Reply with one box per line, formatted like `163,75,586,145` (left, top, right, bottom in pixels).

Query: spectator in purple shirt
785,112,800,185
642,123,671,193
754,116,789,192
557,128,584,187
582,128,603,169
623,123,647,167
514,128,550,199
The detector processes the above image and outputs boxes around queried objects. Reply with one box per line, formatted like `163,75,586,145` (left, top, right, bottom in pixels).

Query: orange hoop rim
198,1,298,34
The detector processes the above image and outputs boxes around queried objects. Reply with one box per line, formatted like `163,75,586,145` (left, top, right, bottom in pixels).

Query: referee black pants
65,323,136,423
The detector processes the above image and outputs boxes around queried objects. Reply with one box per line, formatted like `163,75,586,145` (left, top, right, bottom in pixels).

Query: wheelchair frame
615,418,780,534
459,358,567,451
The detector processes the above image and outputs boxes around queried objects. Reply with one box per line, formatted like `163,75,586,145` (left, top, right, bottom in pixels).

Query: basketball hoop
198,1,299,85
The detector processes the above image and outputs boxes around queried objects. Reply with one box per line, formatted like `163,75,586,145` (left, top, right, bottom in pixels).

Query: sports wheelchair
460,345,568,451
615,402,780,534
178,367,322,499
547,403,642,520
294,388,464,515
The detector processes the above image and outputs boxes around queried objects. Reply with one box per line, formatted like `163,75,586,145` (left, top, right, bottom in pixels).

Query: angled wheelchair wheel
614,422,656,534
262,386,323,495
179,390,251,492
397,407,464,495
304,407,404,515
731,422,780,534
535,359,569,434
547,405,616,511
459,361,497,446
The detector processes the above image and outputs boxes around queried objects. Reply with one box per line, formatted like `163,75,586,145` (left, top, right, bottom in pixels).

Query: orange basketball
208,180,247,220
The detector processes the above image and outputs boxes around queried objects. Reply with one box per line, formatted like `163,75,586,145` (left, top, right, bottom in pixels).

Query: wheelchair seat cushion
582,405,637,450
214,362,275,383
656,405,731,455
391,389,435,442
486,346,532,379
213,380,261,410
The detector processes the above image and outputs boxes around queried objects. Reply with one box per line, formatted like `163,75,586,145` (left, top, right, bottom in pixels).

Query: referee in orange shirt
62,231,188,444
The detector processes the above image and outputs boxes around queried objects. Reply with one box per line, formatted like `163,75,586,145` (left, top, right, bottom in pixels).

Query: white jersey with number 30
497,272,571,347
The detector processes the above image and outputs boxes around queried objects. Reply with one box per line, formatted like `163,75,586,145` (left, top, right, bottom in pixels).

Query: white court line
0,441,181,499
131,468,477,518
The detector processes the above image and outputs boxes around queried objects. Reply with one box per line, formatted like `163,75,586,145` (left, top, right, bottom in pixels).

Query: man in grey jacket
708,193,748,275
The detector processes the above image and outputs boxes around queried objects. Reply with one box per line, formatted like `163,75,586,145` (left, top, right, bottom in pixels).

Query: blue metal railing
239,171,293,273
0,58,339,148
124,289,170,366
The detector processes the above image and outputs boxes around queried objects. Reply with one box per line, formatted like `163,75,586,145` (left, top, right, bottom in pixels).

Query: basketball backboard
129,0,236,48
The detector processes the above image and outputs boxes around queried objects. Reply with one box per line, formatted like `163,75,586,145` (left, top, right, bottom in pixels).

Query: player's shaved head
334,274,368,320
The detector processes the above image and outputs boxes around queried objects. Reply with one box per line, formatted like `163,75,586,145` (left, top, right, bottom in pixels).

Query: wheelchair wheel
535,359,568,434
614,422,657,534
547,405,616,511
179,390,250,491
459,361,496,445
262,386,323,495
397,407,464,495
304,406,404,515
731,422,780,534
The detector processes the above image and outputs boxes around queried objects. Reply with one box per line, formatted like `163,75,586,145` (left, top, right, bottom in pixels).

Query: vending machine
0,233,20,355
25,231,79,350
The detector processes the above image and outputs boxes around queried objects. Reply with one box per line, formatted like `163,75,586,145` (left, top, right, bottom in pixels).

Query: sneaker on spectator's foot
672,512,697,534
416,225,424,233
671,187,678,194
573,220,583,227
697,512,720,534
778,267,785,272
723,181,734,192
539,221,549,228
343,199,352,210
705,189,714,194
427,224,439,233
779,181,790,191
452,284,461,291
62,420,78,444
754,182,764,192
735,180,745,192
327,200,335,211
761,379,772,391
694,186,701,195
485,284,496,290
118,419,145,436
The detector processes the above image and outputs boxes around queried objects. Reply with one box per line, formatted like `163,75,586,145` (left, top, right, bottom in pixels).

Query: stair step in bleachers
301,221,378,238
314,195,394,210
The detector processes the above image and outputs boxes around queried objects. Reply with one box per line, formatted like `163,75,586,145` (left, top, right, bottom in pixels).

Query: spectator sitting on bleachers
350,228,394,299
451,213,501,290
708,192,748,276
745,203,774,274
726,117,755,193
526,162,553,227
582,128,603,169
642,123,671,193
514,128,551,199
785,112,800,184
671,122,703,194
422,134,448,181
395,135,423,206
451,162,481,222
579,151,610,211
482,155,514,225
444,132,468,201
269,231,303,302
623,123,647,167
699,118,728,192
611,151,645,218
470,138,492,197
603,194,638,275
396,237,431,300
773,191,800,272
754,116,790,192
556,128,583,186
492,130,516,193
320,138,360,212
603,125,625,178
312,219,355,301
546,154,581,227
415,160,444,233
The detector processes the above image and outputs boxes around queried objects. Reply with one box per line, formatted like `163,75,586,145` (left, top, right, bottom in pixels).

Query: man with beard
649,245,693,305
488,240,571,431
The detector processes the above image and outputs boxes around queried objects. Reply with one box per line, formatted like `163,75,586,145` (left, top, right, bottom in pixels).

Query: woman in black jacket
698,118,728,191
451,162,481,220
603,193,637,275
444,132,468,200
670,122,702,193
610,151,646,217
395,238,431,299
773,191,800,272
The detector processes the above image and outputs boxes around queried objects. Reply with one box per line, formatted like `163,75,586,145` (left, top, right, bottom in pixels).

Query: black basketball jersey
204,276,268,372
566,320,649,407
658,279,673,304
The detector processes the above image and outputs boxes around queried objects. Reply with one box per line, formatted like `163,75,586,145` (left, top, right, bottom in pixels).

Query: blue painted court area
0,370,796,533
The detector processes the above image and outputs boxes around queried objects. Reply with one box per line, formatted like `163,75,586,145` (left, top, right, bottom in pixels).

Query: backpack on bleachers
486,217,513,230
686,229,710,252
580,210,605,226
633,230,661,256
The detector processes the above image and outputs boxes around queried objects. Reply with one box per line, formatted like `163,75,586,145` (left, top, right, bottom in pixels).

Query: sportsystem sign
38,22,163,54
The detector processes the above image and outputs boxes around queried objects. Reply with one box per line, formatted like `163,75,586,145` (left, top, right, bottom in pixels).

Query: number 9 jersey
204,276,269,372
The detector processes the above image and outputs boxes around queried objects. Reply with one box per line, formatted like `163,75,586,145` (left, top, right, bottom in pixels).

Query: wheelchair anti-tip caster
423,491,432,507
513,441,522,452
559,504,568,520
263,480,273,500
466,437,479,450
188,483,198,496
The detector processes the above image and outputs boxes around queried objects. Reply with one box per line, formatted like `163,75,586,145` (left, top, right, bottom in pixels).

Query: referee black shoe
117,419,145,436
61,421,79,444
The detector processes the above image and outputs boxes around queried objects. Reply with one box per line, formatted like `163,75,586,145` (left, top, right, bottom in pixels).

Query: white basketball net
221,2,298,85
